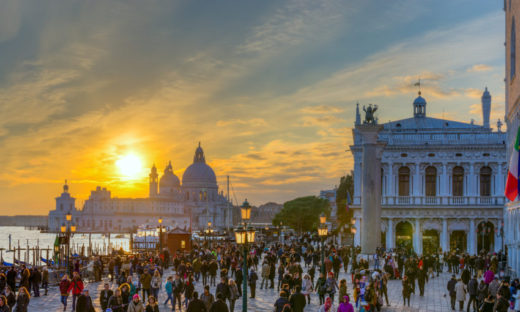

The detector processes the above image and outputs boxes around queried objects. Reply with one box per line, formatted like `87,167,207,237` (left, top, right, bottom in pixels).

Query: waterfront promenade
27,266,453,312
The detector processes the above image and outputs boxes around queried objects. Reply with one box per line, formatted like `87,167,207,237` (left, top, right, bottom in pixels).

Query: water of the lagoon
0,226,130,264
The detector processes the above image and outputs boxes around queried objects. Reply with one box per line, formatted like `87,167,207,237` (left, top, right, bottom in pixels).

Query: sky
0,0,507,215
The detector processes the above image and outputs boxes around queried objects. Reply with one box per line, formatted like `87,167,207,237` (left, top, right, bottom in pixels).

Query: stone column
413,163,421,197
469,219,475,254
387,162,393,196
441,163,448,196
413,218,423,255
441,219,448,252
356,124,386,254
354,217,361,246
386,218,394,249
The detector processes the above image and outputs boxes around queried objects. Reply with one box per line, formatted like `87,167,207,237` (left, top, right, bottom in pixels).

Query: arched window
425,166,437,196
512,17,516,80
398,166,410,196
452,166,464,196
480,166,492,196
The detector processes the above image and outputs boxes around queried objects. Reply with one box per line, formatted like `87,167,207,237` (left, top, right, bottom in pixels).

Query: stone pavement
27,266,462,312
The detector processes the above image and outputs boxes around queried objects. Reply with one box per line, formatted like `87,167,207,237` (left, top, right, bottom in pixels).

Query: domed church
49,143,234,233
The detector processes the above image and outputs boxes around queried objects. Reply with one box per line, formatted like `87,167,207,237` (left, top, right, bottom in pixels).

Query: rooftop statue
363,104,378,125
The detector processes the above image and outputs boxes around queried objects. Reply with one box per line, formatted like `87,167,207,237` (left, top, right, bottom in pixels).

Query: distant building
350,91,506,255
48,143,235,233
250,202,283,224
505,1,520,276
319,189,338,220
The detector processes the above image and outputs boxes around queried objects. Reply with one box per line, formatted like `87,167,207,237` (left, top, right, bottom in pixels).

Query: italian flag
506,126,520,201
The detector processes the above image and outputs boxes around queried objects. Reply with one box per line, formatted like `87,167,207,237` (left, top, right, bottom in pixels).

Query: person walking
466,275,478,312
140,269,152,302
209,293,229,312
248,268,258,299
201,285,214,312
145,296,159,312
41,267,49,296
274,292,289,312
127,294,145,312
0,296,9,312
447,274,457,310
187,291,207,312
99,283,113,312
402,275,412,307
260,260,270,290
455,278,467,311
13,287,30,312
337,295,354,312
150,270,161,300
76,289,95,312
164,276,174,308
318,296,334,312
59,275,71,312
108,288,126,312
289,285,306,312
228,279,239,311
67,272,84,312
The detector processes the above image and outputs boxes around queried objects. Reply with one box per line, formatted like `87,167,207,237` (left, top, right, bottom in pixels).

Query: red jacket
59,280,71,296
67,279,84,295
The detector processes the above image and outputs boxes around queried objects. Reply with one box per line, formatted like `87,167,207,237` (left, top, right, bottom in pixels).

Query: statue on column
363,104,378,125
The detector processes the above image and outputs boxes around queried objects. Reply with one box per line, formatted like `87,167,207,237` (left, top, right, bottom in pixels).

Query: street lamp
158,217,163,253
207,221,213,249
318,213,328,274
235,199,255,312
61,213,76,276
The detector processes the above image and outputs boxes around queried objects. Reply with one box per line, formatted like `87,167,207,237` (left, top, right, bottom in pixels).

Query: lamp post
235,199,254,312
318,212,328,274
158,217,163,253
61,212,76,275
207,221,213,249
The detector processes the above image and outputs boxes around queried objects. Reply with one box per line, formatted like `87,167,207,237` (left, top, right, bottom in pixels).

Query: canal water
0,226,130,265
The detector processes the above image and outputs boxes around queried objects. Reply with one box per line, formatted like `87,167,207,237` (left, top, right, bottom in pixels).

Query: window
512,17,516,80
452,166,464,196
398,166,410,196
480,166,492,196
425,166,437,196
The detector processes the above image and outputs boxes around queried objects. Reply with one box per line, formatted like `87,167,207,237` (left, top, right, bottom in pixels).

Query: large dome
159,161,180,188
182,143,217,185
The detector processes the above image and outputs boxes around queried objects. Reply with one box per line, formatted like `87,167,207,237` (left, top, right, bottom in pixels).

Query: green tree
272,196,330,233
336,174,354,226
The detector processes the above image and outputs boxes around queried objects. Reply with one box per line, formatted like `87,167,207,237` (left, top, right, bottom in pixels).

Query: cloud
216,118,267,127
467,64,493,72
302,115,345,127
300,105,344,114
0,0,21,42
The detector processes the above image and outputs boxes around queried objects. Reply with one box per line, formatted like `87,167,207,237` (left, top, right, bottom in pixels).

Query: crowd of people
0,236,515,312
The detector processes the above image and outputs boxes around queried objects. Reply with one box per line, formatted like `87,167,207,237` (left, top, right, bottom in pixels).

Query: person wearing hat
127,294,145,312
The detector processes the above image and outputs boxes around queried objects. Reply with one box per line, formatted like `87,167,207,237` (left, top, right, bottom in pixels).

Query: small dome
413,94,427,105
159,161,180,189
182,143,217,185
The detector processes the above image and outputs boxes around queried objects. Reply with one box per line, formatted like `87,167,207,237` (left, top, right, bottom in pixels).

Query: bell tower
149,164,158,198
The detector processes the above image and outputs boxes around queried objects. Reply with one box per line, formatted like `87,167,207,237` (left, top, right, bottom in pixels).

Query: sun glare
115,153,143,180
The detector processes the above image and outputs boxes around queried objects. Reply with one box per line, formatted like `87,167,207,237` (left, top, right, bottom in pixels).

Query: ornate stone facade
350,92,506,254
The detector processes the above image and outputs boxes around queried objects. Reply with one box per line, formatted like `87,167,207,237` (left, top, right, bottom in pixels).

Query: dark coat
100,289,113,309
274,297,289,312
76,294,95,312
209,299,229,312
289,292,306,312
187,298,208,312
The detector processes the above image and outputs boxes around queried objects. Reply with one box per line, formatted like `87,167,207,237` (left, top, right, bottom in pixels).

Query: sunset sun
115,153,144,180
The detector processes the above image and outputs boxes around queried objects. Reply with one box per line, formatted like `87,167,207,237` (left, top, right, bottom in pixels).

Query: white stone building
505,0,520,276
350,91,507,255
48,143,234,233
